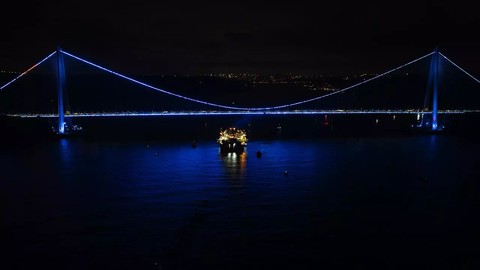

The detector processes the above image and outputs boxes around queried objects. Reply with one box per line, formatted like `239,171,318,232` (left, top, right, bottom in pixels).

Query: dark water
2,133,480,269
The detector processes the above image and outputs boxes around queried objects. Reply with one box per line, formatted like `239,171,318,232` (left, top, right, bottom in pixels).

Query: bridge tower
419,47,441,131
56,46,66,134
431,47,439,131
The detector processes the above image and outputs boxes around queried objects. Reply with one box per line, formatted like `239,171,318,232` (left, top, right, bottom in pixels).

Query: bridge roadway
4,109,480,118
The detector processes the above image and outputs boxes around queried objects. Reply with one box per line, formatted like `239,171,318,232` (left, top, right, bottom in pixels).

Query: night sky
1,0,479,76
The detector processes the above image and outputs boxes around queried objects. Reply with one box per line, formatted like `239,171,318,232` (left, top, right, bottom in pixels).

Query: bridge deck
4,110,479,118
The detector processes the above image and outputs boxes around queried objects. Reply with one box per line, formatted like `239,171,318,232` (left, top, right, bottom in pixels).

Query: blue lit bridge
1,47,480,134
7,109,477,118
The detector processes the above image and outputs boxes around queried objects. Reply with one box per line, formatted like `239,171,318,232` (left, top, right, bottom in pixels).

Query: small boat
217,127,248,153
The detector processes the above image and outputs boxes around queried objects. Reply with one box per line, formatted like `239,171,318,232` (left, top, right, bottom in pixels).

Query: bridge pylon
418,47,443,132
56,46,66,135
431,47,439,131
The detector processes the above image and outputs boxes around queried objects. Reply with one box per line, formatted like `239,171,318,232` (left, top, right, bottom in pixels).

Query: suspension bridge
1,47,480,135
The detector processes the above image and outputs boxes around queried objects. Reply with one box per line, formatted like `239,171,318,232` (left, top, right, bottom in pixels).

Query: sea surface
2,132,480,269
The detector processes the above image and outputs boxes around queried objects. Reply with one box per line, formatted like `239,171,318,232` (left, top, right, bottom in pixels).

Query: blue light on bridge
60,50,436,112
0,51,56,91
440,52,480,85
2,48,480,134
6,109,475,118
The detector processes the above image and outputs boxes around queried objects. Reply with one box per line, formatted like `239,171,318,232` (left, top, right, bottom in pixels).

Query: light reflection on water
220,151,247,181
2,135,480,269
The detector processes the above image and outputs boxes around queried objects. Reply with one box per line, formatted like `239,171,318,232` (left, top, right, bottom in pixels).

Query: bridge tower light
56,46,66,135
431,47,439,131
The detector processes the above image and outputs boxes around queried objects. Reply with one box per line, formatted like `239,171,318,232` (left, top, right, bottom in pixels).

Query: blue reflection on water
2,135,480,269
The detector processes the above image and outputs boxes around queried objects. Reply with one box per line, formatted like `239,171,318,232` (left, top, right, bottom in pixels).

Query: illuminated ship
217,127,248,153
